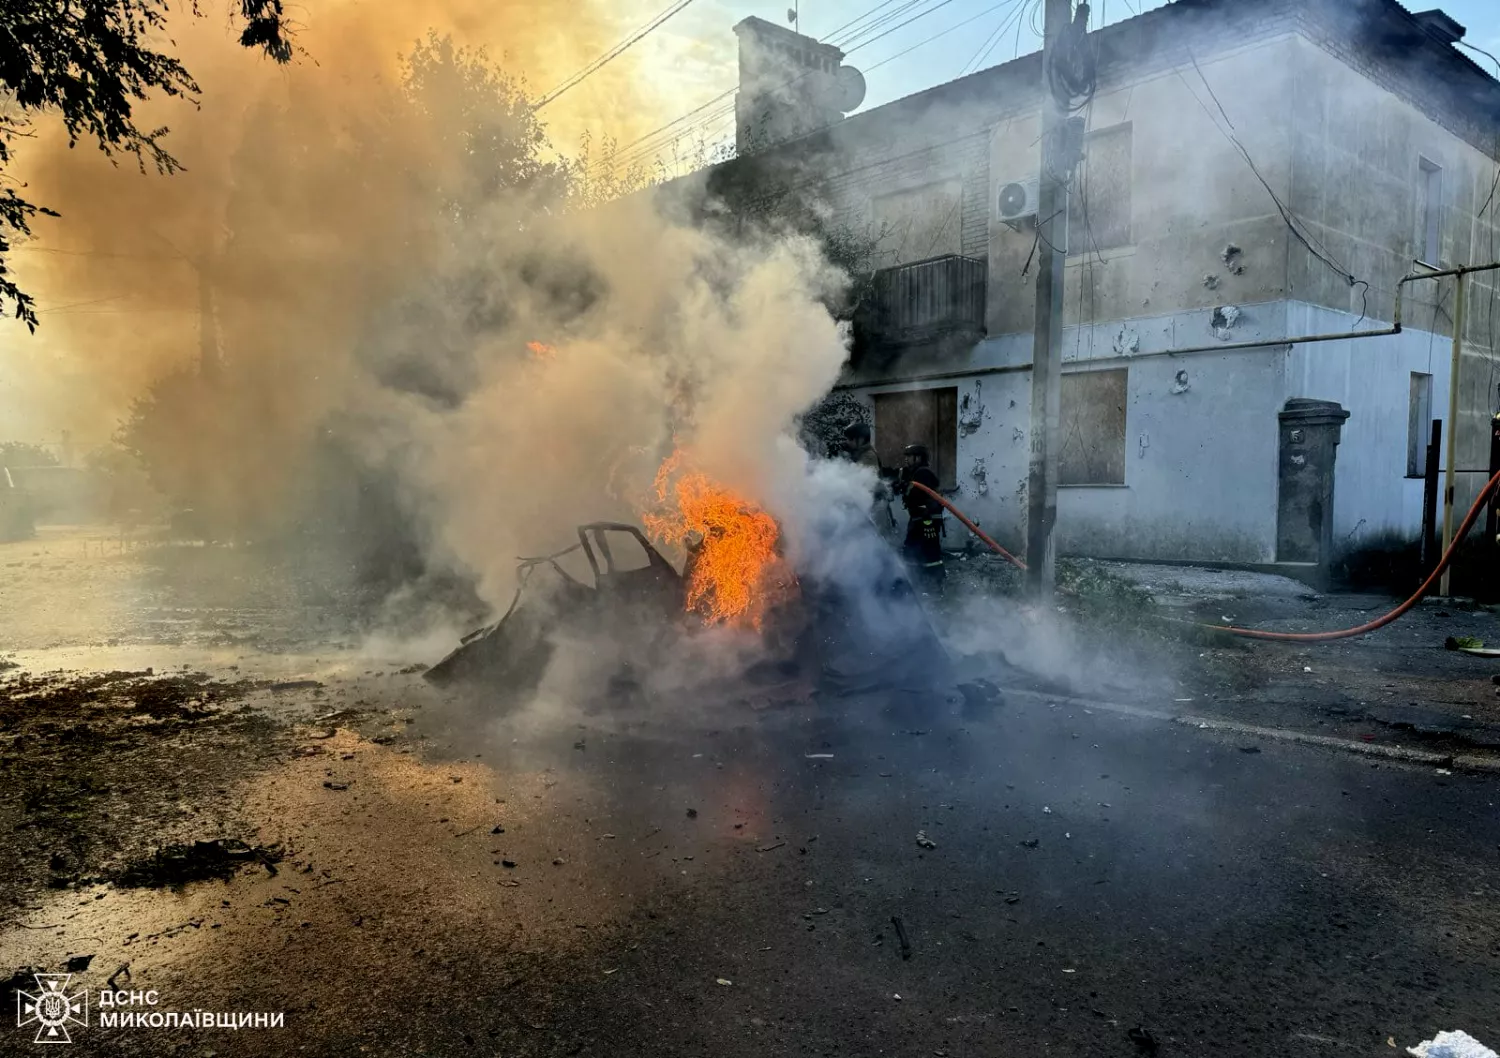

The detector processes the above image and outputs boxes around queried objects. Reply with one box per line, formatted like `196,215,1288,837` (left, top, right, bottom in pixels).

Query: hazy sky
631,0,1500,158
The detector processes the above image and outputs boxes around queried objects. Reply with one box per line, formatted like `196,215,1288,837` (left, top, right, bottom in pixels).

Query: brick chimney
733,17,856,154
1411,8,1466,45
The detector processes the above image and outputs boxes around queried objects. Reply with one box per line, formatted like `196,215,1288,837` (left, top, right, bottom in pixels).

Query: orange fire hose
907,471,1500,643
907,480,1028,570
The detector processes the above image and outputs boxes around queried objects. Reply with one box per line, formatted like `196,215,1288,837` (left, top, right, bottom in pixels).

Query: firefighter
896,443,945,593
840,421,898,531
839,421,881,472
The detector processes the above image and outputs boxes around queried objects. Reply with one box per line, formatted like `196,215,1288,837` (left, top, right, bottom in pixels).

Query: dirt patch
0,669,294,901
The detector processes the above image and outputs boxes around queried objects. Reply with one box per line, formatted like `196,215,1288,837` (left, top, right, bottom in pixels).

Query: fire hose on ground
907,471,1500,643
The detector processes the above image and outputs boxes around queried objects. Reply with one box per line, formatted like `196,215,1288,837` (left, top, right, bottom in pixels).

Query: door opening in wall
1407,372,1433,477
873,387,958,489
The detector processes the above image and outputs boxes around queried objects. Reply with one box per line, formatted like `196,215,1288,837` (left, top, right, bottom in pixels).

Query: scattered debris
106,964,131,990
686,808,698,819
1239,746,1262,754
915,831,937,850
492,825,506,834
269,680,323,692
1020,839,1040,849
957,679,1003,711
1407,1031,1499,1058
114,840,283,890
308,728,337,740
323,781,349,791
890,916,912,961
63,954,93,973
716,978,733,987
1128,1025,1160,1054
757,842,786,853
501,860,517,869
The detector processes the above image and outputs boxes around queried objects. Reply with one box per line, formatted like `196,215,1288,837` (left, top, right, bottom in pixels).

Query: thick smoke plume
7,0,857,623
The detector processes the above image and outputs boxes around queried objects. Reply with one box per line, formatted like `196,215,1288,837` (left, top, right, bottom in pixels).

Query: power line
845,0,965,52
959,0,1031,76
836,0,930,48
593,0,983,176
535,0,702,110
37,294,131,313
12,246,181,261
824,0,909,42
869,0,1021,76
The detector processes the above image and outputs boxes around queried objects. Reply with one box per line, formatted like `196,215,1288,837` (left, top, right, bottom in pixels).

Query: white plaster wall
1282,303,1451,553
848,298,1457,564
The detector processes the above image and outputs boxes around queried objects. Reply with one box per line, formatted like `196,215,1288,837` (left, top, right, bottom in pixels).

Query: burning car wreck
425,507,954,710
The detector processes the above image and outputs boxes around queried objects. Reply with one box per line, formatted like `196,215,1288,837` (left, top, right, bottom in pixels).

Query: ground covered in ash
1,529,1498,1057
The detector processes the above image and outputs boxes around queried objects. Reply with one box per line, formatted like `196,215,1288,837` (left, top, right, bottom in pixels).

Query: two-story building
690,0,1500,579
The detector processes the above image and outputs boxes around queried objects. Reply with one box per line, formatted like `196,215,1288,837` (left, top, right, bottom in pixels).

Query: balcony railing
855,254,987,354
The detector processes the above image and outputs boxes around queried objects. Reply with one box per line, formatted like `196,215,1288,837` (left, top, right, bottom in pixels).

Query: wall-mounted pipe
839,262,1500,392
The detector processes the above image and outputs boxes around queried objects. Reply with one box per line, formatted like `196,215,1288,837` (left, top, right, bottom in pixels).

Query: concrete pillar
1276,398,1350,588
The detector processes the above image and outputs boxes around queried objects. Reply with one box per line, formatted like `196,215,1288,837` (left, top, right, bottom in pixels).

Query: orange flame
527,341,556,361
643,449,788,629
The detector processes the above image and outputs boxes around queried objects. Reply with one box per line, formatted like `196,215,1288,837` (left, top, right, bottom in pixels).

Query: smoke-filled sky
0,0,714,444
3,0,1498,449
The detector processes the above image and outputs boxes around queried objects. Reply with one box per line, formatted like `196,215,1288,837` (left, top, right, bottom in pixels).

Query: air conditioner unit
996,177,1040,227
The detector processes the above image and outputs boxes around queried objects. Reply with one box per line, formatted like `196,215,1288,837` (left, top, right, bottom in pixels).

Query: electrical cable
1182,53,1363,302
824,0,909,42
535,0,702,110
846,0,965,52
869,0,1021,76
960,0,1031,77
836,0,930,48
596,0,977,176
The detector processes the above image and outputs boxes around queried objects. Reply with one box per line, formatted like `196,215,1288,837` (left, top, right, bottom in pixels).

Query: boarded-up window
871,181,963,267
873,387,958,490
1067,123,1132,253
1059,369,1127,485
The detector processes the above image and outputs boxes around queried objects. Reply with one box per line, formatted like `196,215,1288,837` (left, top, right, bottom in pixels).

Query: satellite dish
787,8,797,22
835,66,867,112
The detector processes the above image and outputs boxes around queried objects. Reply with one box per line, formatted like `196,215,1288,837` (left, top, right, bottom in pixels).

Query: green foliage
0,0,292,331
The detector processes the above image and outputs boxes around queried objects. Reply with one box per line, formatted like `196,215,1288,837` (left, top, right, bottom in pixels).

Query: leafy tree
0,0,292,331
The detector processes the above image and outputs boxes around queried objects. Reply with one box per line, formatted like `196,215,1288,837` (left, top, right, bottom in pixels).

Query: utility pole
1025,0,1074,595
1439,271,1466,596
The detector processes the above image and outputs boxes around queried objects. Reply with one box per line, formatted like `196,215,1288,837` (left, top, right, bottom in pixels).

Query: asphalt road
408,692,1500,1058
3,533,1498,1057
10,685,1490,1058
